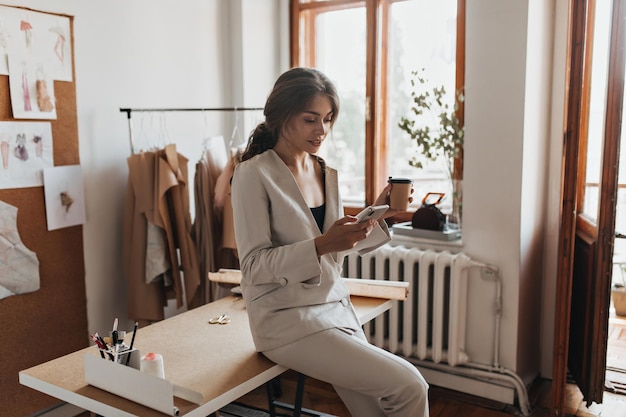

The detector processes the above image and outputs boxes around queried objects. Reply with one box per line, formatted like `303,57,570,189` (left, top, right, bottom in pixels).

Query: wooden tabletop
20,295,392,417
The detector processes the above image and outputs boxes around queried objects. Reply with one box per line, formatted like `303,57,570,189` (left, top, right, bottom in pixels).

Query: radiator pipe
458,262,531,416
475,263,502,369
409,358,532,416
466,362,531,416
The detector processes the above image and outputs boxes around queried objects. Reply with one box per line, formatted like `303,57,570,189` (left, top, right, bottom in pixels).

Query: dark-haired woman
231,67,429,417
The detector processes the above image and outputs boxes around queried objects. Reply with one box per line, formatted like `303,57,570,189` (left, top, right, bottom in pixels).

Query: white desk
20,295,392,417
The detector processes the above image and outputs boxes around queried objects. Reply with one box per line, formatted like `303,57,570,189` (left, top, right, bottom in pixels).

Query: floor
599,313,626,416
231,367,626,417
606,315,626,392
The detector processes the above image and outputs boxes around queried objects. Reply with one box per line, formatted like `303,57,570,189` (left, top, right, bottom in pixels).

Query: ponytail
240,123,277,162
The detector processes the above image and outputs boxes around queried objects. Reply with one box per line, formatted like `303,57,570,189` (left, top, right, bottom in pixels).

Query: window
291,0,465,217
581,0,612,224
577,0,626,273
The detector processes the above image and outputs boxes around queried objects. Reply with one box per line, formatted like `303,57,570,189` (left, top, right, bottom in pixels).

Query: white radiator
342,244,483,367
343,244,532,416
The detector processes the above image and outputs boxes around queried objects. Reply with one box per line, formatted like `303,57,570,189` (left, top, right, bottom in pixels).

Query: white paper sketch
0,6,72,81
0,121,53,189
43,165,86,231
0,200,40,300
8,53,57,120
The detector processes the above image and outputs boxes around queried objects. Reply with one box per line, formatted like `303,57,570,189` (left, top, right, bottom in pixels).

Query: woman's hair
240,67,340,162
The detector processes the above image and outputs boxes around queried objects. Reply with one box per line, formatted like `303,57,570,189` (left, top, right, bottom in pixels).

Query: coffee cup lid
388,177,412,184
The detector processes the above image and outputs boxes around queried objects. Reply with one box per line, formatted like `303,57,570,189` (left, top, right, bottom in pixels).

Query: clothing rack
120,107,264,154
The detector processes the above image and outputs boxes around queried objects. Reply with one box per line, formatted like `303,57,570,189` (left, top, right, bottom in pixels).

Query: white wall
464,0,530,374
3,0,566,386
518,0,554,380
462,0,564,383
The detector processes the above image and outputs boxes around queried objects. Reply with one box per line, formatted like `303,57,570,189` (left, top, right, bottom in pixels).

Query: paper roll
140,352,165,379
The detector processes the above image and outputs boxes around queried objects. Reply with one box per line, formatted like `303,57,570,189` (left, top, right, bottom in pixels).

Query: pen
112,330,119,363
90,334,106,359
125,322,138,366
95,333,107,349
112,317,118,332
95,333,114,361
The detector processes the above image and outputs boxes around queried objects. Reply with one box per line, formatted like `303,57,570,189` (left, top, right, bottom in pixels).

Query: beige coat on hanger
123,144,201,322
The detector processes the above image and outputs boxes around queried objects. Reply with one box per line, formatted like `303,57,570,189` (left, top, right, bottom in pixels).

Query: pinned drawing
43,165,86,231
0,200,40,300
8,54,56,119
0,121,54,189
0,6,72,81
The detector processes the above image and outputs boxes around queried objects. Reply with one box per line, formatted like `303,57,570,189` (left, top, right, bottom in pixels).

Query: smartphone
355,204,389,223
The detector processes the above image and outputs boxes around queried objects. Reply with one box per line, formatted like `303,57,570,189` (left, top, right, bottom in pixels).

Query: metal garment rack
120,107,264,154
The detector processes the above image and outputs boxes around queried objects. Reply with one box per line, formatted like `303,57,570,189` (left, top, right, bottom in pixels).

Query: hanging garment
213,152,240,270
123,150,168,321
123,145,201,322
193,143,224,302
0,200,40,300
214,153,239,252
158,144,202,309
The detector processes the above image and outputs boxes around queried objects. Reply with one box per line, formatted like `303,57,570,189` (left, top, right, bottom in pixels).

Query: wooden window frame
290,0,466,214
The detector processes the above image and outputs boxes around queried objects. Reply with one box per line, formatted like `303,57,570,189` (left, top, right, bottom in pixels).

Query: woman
231,67,429,417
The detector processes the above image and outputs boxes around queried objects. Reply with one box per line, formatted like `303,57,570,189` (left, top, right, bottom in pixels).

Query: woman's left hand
373,183,414,219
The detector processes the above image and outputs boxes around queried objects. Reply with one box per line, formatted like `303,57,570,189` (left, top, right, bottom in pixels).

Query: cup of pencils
90,320,139,366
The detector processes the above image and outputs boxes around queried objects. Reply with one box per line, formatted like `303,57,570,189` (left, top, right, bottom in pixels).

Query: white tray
392,222,461,241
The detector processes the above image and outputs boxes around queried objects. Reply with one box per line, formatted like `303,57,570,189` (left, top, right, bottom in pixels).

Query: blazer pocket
249,283,282,303
302,275,321,288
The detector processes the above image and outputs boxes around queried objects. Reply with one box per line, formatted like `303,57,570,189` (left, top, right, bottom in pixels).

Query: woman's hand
374,183,414,219
314,216,376,256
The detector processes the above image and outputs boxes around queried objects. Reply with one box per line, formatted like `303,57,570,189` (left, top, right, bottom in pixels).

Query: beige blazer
231,150,389,352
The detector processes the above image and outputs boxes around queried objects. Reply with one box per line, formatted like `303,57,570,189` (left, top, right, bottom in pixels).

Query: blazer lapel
323,167,340,232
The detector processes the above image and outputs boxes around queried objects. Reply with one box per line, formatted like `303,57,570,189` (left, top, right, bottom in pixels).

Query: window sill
390,224,463,252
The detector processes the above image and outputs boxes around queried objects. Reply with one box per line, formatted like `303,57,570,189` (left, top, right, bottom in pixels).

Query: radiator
343,244,532,416
342,244,482,367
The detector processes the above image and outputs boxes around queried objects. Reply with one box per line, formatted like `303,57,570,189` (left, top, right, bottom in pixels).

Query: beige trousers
263,328,429,417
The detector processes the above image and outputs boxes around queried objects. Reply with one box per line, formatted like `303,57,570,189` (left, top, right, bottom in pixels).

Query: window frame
290,0,466,216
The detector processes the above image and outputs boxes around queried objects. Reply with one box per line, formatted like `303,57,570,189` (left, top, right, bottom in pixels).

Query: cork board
0,8,88,417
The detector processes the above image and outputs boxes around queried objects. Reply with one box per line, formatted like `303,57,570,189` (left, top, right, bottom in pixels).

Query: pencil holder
98,347,140,368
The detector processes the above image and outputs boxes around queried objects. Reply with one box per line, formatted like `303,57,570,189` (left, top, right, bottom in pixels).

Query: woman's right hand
314,216,375,256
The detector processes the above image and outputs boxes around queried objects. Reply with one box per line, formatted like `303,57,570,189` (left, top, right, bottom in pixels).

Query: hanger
159,112,171,148
230,107,242,149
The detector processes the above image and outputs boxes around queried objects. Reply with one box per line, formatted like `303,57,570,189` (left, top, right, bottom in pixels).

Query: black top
310,204,325,232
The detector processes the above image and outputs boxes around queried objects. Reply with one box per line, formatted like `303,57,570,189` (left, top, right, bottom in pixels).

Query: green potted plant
397,69,464,227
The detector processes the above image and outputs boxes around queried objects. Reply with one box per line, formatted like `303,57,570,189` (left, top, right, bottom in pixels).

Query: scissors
209,312,231,325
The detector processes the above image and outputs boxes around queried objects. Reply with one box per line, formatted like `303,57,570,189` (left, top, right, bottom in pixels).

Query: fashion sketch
8,54,57,120
0,6,73,81
42,165,86,231
0,121,54,190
